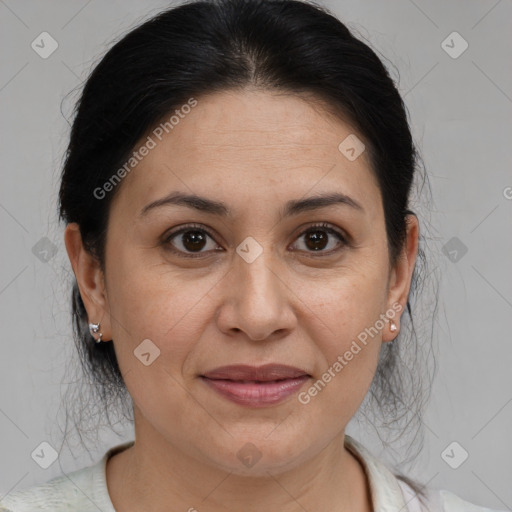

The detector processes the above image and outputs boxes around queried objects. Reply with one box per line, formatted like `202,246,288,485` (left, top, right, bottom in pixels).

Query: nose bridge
222,236,291,340
234,238,281,304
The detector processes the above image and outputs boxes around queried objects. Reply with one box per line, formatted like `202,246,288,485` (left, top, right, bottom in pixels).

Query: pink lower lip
201,375,310,407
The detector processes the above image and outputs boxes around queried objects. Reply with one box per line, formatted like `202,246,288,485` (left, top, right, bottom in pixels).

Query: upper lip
202,364,310,381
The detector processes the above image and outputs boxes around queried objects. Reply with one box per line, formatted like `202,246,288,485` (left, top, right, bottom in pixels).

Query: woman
0,0,505,510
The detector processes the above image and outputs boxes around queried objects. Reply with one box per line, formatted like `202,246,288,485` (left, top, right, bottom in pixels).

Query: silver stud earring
390,321,397,333
89,322,103,344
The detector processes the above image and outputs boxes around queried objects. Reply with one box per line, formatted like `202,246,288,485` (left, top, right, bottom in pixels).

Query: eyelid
163,222,348,258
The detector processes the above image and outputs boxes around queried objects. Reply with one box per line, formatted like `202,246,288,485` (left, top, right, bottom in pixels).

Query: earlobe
64,223,112,341
382,318,399,343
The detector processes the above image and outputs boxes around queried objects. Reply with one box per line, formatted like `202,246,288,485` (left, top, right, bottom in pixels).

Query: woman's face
67,89,418,475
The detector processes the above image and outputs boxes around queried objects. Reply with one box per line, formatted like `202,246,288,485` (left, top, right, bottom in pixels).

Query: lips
202,364,310,381
201,364,311,407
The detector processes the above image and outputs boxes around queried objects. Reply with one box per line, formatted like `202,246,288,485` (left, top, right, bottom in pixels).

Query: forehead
111,89,381,218
157,89,364,160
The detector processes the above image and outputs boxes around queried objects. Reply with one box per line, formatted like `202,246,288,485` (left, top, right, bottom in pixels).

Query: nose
215,247,296,342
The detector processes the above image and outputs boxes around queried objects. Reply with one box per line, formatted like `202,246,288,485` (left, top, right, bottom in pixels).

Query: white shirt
0,435,506,511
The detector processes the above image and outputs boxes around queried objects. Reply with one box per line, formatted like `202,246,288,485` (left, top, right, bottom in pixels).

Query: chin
202,437,312,478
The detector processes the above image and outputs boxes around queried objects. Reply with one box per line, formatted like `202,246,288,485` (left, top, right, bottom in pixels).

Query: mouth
200,364,311,407
202,363,310,381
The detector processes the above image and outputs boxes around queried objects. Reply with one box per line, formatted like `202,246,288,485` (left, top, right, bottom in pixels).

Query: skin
64,88,419,512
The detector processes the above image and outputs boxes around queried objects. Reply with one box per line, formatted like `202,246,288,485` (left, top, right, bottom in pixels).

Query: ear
382,213,419,343
64,223,112,341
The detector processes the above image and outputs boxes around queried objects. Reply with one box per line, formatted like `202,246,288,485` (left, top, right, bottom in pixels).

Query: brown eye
164,224,219,257
291,223,347,255
180,229,208,252
304,229,329,251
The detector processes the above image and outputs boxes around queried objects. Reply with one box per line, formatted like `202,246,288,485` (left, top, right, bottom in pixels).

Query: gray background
1,0,511,509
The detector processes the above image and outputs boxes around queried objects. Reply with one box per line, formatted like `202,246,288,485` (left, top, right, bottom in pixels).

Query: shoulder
344,435,506,512
0,442,133,512
435,488,507,512
0,465,99,512
398,478,507,512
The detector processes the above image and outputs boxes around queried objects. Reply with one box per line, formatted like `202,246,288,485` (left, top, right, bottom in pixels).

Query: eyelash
163,222,348,259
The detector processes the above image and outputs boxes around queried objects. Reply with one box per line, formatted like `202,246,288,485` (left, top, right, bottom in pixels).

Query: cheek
295,259,389,344
293,263,387,402
297,290,383,426
104,247,222,370
104,257,212,425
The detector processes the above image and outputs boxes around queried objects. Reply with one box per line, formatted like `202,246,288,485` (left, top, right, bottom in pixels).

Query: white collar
345,434,411,511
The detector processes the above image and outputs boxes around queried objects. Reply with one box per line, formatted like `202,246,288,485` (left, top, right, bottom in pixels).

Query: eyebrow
138,191,364,219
